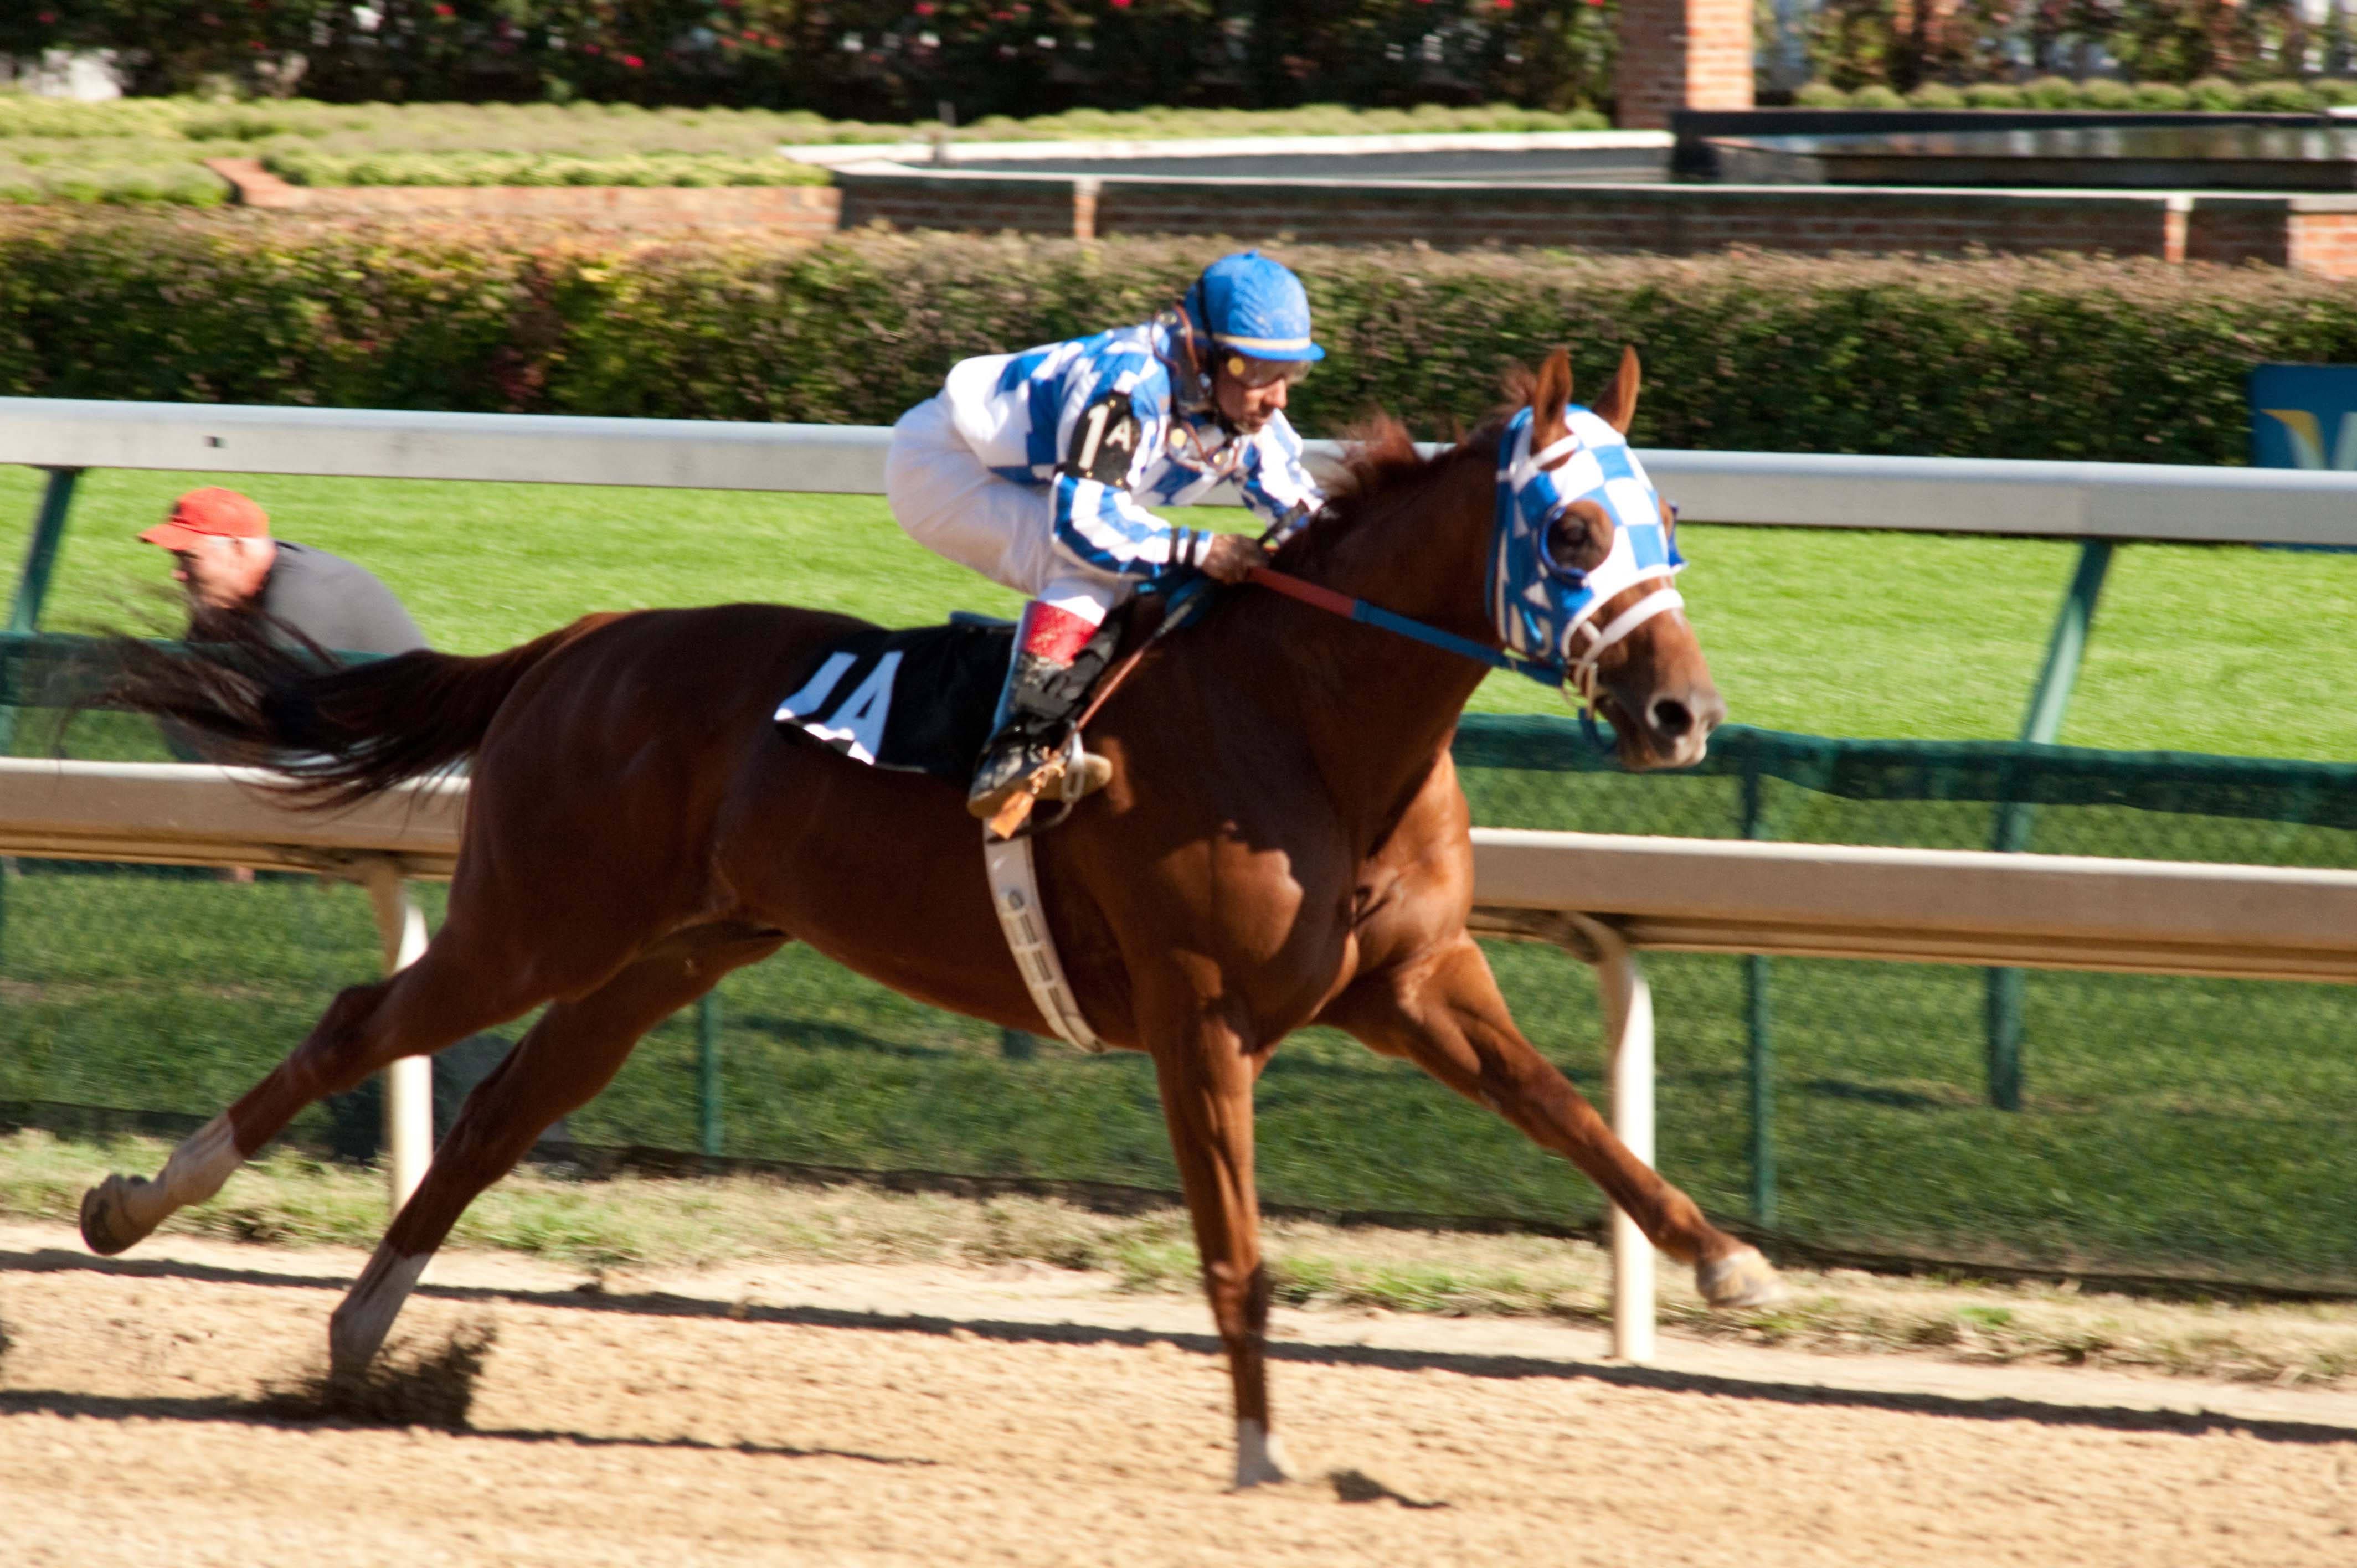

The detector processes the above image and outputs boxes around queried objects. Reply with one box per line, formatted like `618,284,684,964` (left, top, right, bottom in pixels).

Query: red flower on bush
622,54,643,67
1109,0,1130,8
915,1,934,12
432,2,453,14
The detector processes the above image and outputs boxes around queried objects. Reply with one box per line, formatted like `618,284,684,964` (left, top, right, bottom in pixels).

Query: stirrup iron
984,731,1109,840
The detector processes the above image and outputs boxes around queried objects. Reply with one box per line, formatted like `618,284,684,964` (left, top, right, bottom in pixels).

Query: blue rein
1242,566,1613,751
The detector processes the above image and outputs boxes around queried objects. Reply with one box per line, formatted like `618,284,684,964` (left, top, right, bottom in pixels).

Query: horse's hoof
1231,1419,1294,1490
79,1175,153,1257
1696,1245,1785,1309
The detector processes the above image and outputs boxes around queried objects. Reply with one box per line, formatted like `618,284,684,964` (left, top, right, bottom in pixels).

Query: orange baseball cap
140,487,270,550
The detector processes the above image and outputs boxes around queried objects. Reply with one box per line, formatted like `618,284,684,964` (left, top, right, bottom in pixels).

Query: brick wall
835,169,2357,276
2288,208,2357,278
837,173,1083,238
2184,200,2290,269
1618,0,1754,132
1087,181,2189,261
218,153,2357,281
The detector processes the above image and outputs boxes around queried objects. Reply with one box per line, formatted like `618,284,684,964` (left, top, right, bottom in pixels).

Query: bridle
1075,412,1692,756
1239,410,1689,749
1495,409,1687,709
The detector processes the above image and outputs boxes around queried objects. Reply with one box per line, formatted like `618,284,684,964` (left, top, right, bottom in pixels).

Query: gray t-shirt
252,540,428,656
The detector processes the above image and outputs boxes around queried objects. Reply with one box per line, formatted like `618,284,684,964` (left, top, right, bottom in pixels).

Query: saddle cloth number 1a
775,649,903,765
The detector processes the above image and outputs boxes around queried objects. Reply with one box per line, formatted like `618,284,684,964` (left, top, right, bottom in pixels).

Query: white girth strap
982,829,1106,1053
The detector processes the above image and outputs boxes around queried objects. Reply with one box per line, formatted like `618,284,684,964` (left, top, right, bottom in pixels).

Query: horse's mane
1272,412,1509,576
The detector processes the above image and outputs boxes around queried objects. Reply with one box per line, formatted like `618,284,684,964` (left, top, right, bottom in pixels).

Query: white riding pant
885,393,1129,627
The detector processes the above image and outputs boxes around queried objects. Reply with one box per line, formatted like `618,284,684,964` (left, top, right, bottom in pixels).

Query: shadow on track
0,1385,934,1466
11,1244,2355,1448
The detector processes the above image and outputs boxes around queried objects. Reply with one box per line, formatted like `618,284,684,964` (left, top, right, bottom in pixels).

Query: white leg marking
83,1114,242,1254
330,1246,431,1375
1232,1417,1294,1490
136,1115,241,1224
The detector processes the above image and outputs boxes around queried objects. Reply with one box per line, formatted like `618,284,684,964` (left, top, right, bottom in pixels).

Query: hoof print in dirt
259,1321,496,1431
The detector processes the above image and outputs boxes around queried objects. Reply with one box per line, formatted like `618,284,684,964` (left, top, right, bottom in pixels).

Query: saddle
772,605,1134,806
773,617,1013,787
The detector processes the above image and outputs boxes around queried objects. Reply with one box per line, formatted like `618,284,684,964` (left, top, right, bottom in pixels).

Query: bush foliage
1,210,2346,464
1795,74,2357,111
1807,0,2357,94
5,2,1618,120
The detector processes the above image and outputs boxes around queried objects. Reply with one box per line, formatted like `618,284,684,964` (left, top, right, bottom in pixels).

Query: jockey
885,249,1327,820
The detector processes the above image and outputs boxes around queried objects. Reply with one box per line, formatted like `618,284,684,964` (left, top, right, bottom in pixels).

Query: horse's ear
1592,345,1641,436
1531,348,1573,446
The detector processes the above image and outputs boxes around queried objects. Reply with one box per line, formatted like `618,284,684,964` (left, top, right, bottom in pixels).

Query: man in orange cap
141,487,427,656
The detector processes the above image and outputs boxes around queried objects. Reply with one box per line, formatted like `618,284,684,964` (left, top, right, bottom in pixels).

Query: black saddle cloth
772,619,1013,786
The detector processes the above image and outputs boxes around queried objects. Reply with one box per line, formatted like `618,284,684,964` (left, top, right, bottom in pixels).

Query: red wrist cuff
1020,602,1099,663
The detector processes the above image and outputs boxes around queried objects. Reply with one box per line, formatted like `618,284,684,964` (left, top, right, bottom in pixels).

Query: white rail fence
9,396,2357,544
8,759,2356,1361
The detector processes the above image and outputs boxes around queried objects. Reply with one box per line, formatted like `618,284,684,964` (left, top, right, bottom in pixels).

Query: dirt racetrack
4,1220,2355,1568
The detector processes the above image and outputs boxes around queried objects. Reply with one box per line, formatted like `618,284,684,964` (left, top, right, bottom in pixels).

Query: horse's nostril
1650,698,1694,739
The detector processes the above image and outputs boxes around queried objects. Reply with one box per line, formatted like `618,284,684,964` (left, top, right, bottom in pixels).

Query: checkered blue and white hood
1488,405,1686,681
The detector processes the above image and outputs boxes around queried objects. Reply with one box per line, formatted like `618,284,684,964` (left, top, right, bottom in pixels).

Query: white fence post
1563,911,1658,1364
360,858,431,1214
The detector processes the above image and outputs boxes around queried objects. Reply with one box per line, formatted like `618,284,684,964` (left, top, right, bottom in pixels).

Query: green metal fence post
7,468,81,638
1,468,83,759
697,992,723,1158
1740,764,1777,1227
1983,538,2116,1111
0,468,83,964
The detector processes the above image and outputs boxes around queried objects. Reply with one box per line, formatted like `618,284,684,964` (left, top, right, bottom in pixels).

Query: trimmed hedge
1794,76,2357,112
0,96,1607,209
261,150,831,188
4,210,2353,463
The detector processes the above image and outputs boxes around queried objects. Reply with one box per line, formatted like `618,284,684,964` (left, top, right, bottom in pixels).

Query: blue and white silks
1487,405,1687,698
940,322,1322,579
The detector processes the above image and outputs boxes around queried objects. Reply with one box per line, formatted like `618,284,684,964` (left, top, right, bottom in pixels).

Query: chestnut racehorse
83,348,1780,1488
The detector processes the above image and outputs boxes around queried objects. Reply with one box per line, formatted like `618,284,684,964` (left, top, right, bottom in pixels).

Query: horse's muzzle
1606,681,1725,772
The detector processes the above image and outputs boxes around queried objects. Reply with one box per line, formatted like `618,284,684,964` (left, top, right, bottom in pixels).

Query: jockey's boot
968,601,1114,822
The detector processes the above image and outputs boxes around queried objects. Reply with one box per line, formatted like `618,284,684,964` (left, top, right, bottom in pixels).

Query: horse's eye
1545,499,1613,575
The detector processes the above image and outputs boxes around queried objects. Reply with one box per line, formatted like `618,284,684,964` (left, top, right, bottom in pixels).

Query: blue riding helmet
1182,251,1326,363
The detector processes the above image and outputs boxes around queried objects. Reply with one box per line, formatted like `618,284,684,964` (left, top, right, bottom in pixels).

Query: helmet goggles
1221,353,1313,389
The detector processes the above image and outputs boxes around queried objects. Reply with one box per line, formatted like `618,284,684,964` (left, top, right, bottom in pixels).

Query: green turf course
2,463,2353,1290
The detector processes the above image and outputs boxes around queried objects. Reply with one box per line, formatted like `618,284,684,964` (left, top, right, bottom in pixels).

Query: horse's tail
104,607,620,809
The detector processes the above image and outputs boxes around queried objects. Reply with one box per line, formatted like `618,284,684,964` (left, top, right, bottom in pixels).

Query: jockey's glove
1198,533,1270,585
